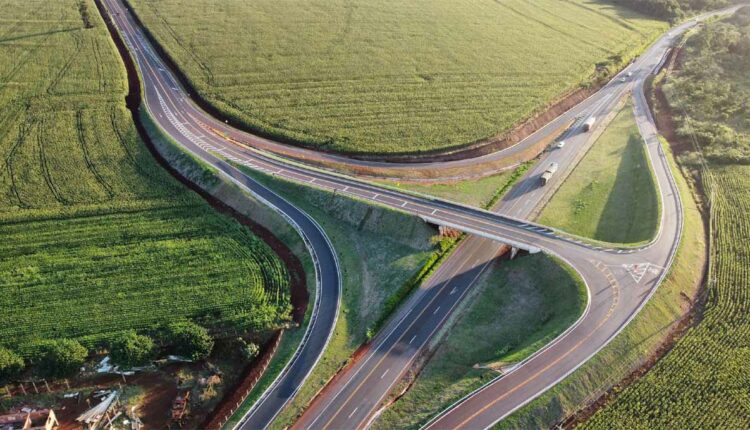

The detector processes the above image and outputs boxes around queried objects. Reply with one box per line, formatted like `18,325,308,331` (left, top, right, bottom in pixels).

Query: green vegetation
539,103,659,244
374,254,586,430
582,9,750,428
109,331,156,367
127,0,666,154
0,348,24,382
386,172,514,208
664,9,750,164
227,168,441,429
388,162,531,209
31,339,88,378
164,321,215,361
494,140,706,430
0,0,290,368
611,0,728,21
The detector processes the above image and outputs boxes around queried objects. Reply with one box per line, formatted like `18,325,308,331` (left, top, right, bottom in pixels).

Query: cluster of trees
0,320,262,383
666,7,750,164
610,0,729,21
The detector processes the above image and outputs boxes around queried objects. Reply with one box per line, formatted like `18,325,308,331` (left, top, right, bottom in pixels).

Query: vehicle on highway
627,71,633,77
540,162,559,186
556,140,566,149
583,116,596,132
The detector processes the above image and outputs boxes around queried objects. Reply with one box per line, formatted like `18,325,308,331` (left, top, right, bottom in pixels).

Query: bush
109,331,156,368
165,321,214,361
0,348,24,381
31,339,88,378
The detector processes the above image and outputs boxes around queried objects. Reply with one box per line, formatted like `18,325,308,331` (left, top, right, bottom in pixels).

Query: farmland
126,0,666,155
582,10,750,427
0,0,290,352
539,102,659,244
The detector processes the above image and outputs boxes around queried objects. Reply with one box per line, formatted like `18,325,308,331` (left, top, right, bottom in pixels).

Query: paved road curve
98,1,740,429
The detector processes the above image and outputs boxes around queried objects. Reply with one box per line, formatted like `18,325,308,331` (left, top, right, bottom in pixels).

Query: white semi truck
583,116,596,132
540,162,559,186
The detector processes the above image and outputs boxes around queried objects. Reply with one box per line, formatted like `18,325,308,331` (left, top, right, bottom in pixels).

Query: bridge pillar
510,247,519,260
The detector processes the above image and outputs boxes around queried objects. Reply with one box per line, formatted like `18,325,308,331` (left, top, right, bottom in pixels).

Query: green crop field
0,0,289,352
126,0,667,155
374,254,586,430
539,102,659,244
582,10,750,427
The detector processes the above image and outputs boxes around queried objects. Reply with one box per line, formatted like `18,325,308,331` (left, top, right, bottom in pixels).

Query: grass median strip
539,102,659,244
373,253,586,430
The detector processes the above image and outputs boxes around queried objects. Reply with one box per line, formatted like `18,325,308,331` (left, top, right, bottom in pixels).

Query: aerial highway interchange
99,1,740,428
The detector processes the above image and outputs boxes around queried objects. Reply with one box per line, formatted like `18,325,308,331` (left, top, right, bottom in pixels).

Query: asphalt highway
98,1,740,429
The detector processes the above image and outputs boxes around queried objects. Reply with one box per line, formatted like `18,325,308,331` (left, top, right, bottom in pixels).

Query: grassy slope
126,0,666,154
387,171,514,208
539,103,659,244
216,168,439,429
493,139,705,429
0,0,288,350
374,254,586,430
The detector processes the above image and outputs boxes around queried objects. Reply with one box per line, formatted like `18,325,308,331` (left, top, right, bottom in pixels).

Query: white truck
583,116,596,132
540,162,559,186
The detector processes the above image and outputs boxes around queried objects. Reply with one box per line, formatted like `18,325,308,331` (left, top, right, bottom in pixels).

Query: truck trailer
583,117,596,132
540,162,559,186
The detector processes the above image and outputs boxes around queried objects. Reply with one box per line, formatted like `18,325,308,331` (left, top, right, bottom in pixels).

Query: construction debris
76,391,119,429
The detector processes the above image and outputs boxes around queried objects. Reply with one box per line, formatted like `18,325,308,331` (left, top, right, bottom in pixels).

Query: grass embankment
539,103,659,244
218,168,442,429
374,254,586,430
583,10,750,428
126,0,666,154
388,163,531,209
0,0,290,352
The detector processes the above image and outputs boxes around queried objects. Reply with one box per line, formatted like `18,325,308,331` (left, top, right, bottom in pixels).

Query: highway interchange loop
99,1,740,428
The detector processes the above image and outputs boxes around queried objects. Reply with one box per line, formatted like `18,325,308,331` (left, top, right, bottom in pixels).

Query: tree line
610,0,731,21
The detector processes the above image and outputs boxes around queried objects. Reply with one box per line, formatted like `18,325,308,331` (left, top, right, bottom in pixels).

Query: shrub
109,331,156,368
0,348,24,381
165,321,214,361
31,339,88,378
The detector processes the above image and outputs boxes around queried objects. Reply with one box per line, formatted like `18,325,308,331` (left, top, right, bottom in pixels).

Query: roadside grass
386,163,531,209
373,254,586,430
0,0,290,352
227,168,444,429
493,138,706,429
126,0,666,154
539,102,659,244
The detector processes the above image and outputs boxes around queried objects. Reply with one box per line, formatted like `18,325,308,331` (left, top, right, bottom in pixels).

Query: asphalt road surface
98,1,740,429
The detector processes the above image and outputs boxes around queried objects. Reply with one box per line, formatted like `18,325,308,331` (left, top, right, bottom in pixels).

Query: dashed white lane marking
449,287,457,295
433,306,441,315
348,407,359,419
409,335,417,345
380,369,390,379
431,209,437,215
401,201,407,207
